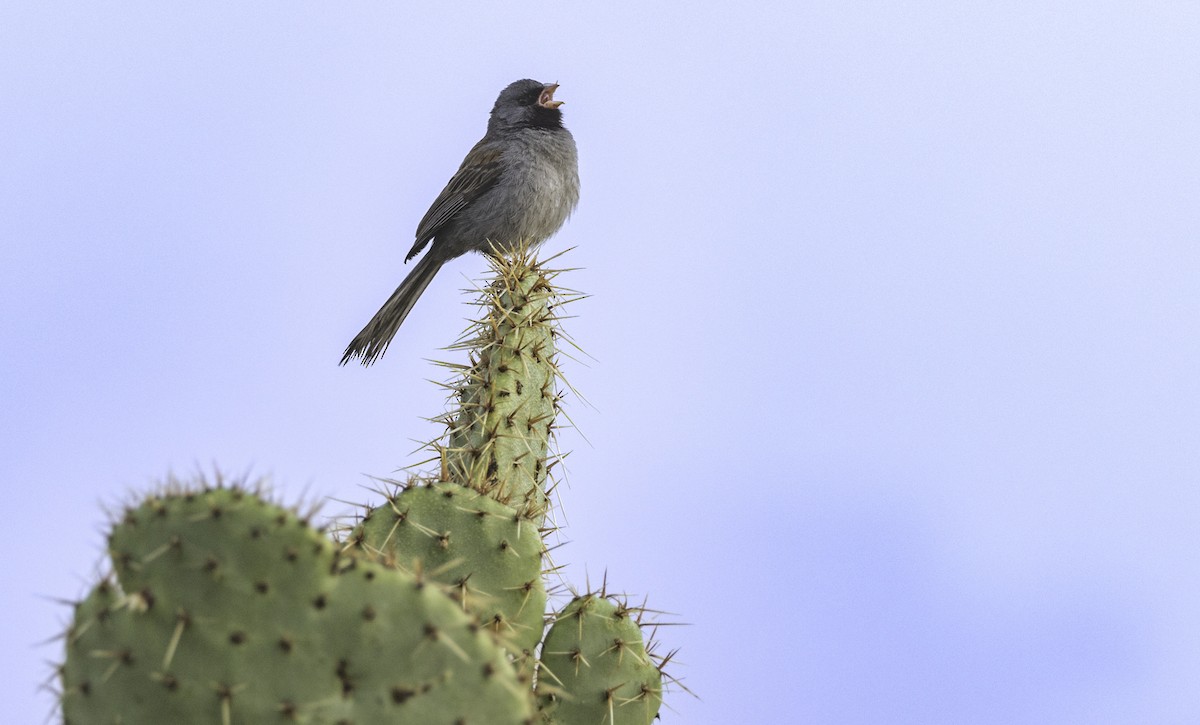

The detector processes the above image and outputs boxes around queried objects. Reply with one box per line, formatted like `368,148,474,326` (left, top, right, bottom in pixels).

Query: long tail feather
340,254,444,366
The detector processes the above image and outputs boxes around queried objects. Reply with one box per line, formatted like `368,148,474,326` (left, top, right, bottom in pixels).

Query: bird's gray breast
498,129,580,245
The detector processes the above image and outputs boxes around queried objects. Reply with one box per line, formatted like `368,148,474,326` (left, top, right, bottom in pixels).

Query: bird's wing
406,138,504,261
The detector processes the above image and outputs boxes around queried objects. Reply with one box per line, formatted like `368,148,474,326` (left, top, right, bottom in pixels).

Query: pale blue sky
3,3,1199,723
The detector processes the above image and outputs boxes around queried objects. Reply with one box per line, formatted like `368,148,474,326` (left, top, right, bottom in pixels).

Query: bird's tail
340,253,444,366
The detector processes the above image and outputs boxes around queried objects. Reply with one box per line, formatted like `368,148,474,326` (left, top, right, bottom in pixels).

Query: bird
340,78,580,366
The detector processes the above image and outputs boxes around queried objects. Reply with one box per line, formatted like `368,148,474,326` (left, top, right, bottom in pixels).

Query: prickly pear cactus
58,248,678,725
439,249,567,522
346,480,548,655
60,486,534,724
537,594,664,725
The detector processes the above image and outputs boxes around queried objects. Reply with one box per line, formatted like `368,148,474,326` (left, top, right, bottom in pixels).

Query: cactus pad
537,594,663,725
348,480,548,655
442,247,568,522
60,485,534,724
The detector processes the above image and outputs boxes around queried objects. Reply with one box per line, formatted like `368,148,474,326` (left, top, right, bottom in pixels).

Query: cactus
537,594,664,725
60,485,534,724
346,479,548,656
58,248,677,724
438,247,567,523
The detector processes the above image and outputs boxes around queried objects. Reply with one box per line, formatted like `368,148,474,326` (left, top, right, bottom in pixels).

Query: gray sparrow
341,79,580,366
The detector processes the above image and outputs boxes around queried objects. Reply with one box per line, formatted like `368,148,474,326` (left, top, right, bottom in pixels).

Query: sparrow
341,79,580,366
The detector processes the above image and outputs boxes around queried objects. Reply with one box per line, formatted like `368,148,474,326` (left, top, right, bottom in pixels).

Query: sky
2,2,1198,723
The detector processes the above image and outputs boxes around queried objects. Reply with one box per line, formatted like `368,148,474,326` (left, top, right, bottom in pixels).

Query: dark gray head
488,79,565,132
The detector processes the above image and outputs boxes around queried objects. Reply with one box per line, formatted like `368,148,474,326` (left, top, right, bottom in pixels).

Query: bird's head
489,79,566,131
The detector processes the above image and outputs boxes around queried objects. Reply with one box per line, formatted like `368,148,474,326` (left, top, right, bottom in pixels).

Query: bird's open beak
538,83,563,109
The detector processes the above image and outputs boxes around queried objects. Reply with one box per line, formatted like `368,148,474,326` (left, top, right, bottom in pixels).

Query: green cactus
439,248,569,523
61,485,534,724
346,479,549,656
536,594,664,725
58,248,676,724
